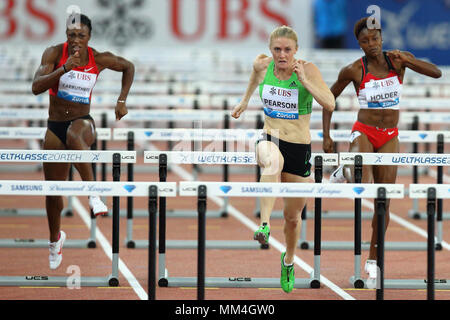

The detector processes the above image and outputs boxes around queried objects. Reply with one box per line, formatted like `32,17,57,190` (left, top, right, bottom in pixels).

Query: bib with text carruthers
261,84,299,119
57,70,98,105
363,76,402,109
49,42,99,105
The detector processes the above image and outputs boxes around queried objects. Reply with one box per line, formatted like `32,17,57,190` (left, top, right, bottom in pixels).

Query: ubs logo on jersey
93,0,153,46
269,86,292,97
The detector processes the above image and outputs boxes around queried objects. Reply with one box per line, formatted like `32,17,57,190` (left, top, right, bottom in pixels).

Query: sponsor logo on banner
121,155,135,160
48,183,113,194
241,186,273,193
0,152,82,162
181,186,197,192
159,187,175,193
219,186,232,194
11,184,43,192
419,133,428,139
375,155,383,164
353,187,365,195
91,153,100,162
410,188,427,195
25,276,48,281
145,131,153,137
124,185,136,193
323,158,336,163
386,189,402,195
392,156,450,165
145,154,159,160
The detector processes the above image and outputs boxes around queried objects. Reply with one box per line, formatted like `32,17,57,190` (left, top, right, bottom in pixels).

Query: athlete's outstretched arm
31,46,62,95
322,64,353,153
231,54,268,119
387,50,442,78
95,51,135,120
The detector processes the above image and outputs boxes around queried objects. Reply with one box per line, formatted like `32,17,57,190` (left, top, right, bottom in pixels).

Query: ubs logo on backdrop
93,0,153,46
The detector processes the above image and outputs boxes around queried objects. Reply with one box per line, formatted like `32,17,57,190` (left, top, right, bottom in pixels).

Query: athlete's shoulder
338,58,362,81
40,43,64,63
253,54,272,72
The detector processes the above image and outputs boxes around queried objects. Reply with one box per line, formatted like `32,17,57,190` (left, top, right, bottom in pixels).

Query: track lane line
72,197,148,300
168,162,356,300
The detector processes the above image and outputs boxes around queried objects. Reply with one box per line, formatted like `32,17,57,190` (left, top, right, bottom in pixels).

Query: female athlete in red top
32,14,135,269
322,17,441,281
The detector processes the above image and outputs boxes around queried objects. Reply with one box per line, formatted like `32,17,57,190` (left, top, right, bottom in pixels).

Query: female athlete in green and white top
231,26,335,293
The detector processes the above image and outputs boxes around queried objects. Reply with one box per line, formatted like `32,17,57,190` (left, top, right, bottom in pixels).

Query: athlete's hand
65,51,81,71
231,101,247,119
386,50,410,65
293,59,307,83
322,135,334,153
115,101,128,121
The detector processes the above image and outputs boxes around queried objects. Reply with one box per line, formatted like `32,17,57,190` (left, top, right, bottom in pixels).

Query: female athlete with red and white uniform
322,17,442,282
32,14,135,269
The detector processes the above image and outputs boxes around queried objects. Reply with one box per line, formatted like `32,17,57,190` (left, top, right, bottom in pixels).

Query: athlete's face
270,37,298,70
66,24,91,55
358,28,383,57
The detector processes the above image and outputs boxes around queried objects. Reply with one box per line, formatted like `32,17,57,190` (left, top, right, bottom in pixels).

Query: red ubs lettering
77,73,92,81
0,0,56,40
380,79,394,87
170,0,290,41
277,89,291,97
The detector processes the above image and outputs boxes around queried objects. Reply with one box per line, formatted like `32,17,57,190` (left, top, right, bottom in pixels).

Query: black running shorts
256,133,311,177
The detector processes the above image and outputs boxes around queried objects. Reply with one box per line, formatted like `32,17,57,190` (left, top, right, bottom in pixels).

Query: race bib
364,76,401,109
261,84,299,119
57,70,97,104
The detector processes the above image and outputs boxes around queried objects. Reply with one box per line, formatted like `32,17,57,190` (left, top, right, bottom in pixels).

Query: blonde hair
269,25,298,48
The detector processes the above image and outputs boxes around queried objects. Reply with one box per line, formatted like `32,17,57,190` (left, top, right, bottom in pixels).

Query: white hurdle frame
339,152,450,250
0,179,176,287
162,181,403,289
0,149,135,249
0,127,111,218
355,184,450,291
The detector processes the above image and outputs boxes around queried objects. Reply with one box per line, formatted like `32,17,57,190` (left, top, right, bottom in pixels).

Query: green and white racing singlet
259,60,313,120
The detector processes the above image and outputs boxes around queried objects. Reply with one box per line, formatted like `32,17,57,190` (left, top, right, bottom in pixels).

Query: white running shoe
329,165,348,183
49,230,66,270
89,196,108,216
364,259,378,283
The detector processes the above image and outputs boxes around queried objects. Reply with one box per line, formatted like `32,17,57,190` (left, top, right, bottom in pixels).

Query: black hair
67,14,92,35
354,17,381,40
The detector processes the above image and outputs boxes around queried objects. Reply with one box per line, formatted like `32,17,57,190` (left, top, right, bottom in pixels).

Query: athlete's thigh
373,136,399,183
348,131,374,183
67,118,96,148
43,130,70,180
256,140,284,171
281,172,308,217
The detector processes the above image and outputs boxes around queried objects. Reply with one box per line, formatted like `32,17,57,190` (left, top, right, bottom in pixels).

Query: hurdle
0,149,135,249
306,129,450,218
0,169,176,287
132,151,337,252
301,152,448,255
334,152,450,288
151,180,403,291
360,184,450,294
0,126,111,217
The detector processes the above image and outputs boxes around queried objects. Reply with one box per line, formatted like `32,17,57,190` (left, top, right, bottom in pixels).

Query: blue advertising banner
345,0,450,65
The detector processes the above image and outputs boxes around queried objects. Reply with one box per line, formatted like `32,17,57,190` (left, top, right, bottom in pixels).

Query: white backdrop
0,0,313,51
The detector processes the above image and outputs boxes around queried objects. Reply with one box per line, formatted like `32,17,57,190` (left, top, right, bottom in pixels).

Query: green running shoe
253,222,270,245
280,252,295,293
